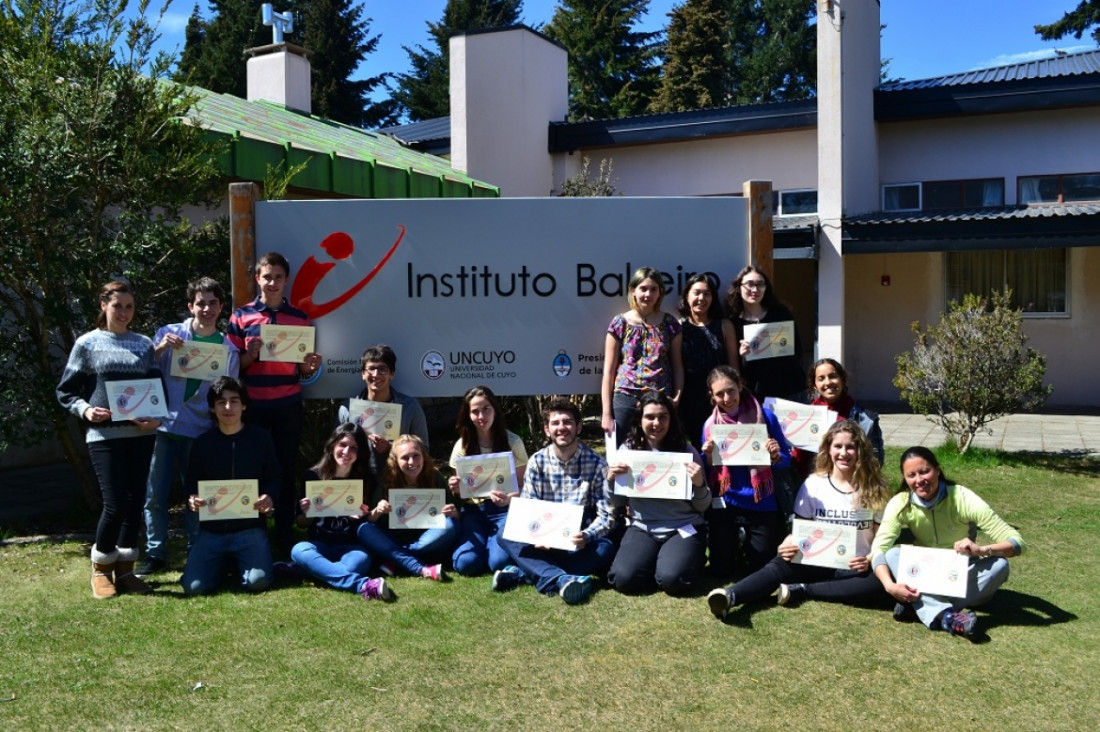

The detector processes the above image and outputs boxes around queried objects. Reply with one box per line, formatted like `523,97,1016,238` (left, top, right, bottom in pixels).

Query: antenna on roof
261,4,293,44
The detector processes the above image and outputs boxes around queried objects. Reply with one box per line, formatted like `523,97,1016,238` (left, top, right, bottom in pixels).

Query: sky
144,1,1090,99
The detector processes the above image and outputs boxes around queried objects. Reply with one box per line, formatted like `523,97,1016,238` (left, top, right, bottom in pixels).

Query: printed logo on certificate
347,398,402,440
454,452,518,499
105,378,169,421
502,497,584,552
258,324,315,363
390,489,446,530
613,449,692,499
197,480,259,521
743,320,795,362
763,397,834,452
169,341,229,381
708,424,770,466
897,544,970,598
791,519,858,570
305,480,362,518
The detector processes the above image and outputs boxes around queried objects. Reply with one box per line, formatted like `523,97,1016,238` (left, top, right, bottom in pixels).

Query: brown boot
114,548,152,595
91,545,118,600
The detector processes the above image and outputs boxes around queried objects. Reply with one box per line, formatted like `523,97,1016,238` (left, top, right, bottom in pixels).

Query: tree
391,0,523,122
174,0,266,98
650,0,732,112
545,0,662,120
0,0,224,507
726,0,816,104
1035,1,1100,45
893,291,1053,453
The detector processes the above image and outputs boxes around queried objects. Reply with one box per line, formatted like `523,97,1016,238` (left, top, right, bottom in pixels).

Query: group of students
57,259,1024,639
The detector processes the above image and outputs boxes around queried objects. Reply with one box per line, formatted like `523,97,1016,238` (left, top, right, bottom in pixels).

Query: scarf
707,392,774,502
812,392,855,420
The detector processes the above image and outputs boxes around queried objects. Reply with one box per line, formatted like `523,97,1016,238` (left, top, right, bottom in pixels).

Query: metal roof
879,49,1100,91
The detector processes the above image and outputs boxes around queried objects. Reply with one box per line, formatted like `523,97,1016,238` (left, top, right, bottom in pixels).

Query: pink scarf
707,392,774,503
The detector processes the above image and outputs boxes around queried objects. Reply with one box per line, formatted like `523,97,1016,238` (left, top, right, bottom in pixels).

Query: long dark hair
456,385,510,457
312,423,374,487
95,281,135,329
625,391,689,452
677,272,723,323
808,357,849,398
899,445,954,487
724,265,784,318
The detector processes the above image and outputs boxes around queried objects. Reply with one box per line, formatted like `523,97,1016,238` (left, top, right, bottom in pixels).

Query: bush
894,290,1052,453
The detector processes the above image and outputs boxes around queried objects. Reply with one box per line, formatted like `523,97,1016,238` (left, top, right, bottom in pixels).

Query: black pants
88,434,155,552
608,523,708,596
729,554,886,606
244,401,303,558
706,505,783,579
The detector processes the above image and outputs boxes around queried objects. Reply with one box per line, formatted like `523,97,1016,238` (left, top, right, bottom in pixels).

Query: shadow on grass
979,588,1077,631
930,446,1100,479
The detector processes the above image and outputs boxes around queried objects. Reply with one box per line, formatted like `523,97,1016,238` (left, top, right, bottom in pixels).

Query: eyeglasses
363,366,391,375
741,280,767,290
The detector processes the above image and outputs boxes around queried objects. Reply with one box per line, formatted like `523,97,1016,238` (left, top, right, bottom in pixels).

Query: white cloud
978,45,1093,69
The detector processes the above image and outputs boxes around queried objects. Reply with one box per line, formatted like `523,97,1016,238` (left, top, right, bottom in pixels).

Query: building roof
377,116,453,156
878,49,1100,91
191,88,497,199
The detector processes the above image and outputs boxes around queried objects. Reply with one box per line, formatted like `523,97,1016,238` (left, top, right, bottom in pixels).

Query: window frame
775,188,818,217
882,182,922,212
944,248,1070,319
1018,172,1100,205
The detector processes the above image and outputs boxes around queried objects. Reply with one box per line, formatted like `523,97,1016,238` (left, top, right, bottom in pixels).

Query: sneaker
491,565,524,592
941,609,978,638
776,583,807,607
359,577,394,602
893,602,918,623
134,557,167,577
558,574,595,605
379,561,399,577
272,561,303,582
707,587,734,619
421,564,446,582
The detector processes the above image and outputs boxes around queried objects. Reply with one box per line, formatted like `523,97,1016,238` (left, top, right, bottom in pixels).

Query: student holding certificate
355,435,455,581
57,281,161,599
606,393,710,596
448,386,528,576
871,447,1026,639
287,424,392,601
723,265,804,401
678,273,740,450
701,365,791,578
707,420,891,619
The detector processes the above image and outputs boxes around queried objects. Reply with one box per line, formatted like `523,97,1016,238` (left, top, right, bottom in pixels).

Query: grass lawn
1,447,1096,731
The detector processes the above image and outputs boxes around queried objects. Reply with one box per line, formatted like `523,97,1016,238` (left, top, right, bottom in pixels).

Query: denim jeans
499,535,617,594
452,504,510,577
144,433,199,561
885,546,1011,627
356,518,458,575
291,539,372,593
180,526,273,595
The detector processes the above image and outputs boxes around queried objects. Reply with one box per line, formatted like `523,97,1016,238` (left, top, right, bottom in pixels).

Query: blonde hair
384,434,438,488
812,420,890,510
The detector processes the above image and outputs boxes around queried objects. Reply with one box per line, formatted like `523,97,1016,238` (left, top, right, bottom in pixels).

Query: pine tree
1035,1,1100,44
650,0,731,112
545,0,662,120
175,0,266,98
391,0,523,122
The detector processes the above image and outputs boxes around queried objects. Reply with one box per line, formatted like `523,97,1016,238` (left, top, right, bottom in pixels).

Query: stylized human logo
289,226,406,319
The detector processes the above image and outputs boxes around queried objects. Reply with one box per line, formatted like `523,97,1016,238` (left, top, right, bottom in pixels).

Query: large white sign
254,197,747,398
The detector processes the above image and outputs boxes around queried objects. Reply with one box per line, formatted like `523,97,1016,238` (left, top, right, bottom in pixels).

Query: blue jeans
356,518,458,575
452,504,510,576
144,433,199,561
180,527,273,595
499,535,617,594
885,546,1011,627
291,539,372,593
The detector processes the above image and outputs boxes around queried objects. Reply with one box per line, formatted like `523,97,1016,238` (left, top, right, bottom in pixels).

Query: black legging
88,434,155,552
729,554,886,605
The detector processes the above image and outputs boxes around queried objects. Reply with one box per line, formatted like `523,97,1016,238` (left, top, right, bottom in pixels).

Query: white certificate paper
502,497,584,552
764,398,835,452
897,544,970,598
613,449,692,499
197,479,259,521
346,398,402,440
708,424,771,466
389,489,446,530
743,320,796,362
454,452,518,499
791,519,858,570
305,479,363,518
105,378,169,421
168,341,230,381
258,324,315,363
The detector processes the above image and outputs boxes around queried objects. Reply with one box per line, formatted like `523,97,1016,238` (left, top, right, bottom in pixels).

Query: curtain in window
1008,249,1066,313
946,250,1000,304
1018,178,1042,204
981,180,1004,206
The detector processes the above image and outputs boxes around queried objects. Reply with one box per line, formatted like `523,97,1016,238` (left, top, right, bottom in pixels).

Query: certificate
604,429,617,462
897,544,970,598
454,452,518,499
304,480,363,518
764,398,834,452
791,519,858,570
389,489,447,530
743,320,795,362
708,424,770,466
169,340,230,381
258,324,315,363
346,398,402,440
502,497,584,552
197,479,259,521
613,449,692,499
105,378,169,421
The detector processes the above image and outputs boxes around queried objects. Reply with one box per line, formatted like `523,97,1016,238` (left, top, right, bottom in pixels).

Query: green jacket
871,483,1025,568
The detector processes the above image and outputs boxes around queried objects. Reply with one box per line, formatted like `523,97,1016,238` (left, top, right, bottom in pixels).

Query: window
946,249,1067,315
1019,173,1100,204
923,179,1004,209
882,183,920,212
771,189,817,216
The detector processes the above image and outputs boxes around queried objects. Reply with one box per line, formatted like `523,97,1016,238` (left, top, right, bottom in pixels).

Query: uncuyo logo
289,225,406,320
421,350,445,380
